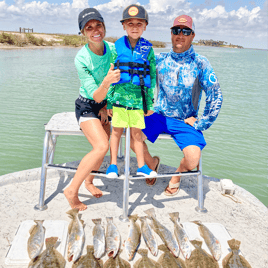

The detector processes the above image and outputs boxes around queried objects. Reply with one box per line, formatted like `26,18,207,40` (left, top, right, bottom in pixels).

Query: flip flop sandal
146,156,160,187
163,181,181,196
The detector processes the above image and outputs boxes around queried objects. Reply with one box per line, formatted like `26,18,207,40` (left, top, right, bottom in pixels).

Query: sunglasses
172,28,193,36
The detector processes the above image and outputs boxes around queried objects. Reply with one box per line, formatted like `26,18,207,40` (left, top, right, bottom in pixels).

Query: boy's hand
106,63,120,84
107,109,113,117
144,110,154,117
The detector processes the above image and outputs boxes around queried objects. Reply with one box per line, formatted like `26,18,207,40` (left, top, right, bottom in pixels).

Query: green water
0,46,267,206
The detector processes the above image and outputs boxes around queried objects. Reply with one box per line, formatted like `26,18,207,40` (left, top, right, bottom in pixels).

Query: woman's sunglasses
172,28,193,36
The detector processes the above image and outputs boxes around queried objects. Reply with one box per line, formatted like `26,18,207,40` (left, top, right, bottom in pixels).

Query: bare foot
85,181,103,198
64,187,87,211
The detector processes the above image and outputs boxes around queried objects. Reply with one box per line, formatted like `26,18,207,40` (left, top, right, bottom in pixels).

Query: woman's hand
98,107,109,125
107,109,113,117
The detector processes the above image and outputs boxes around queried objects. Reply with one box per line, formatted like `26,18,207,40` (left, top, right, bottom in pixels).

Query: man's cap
120,4,149,24
171,15,195,32
78,8,104,31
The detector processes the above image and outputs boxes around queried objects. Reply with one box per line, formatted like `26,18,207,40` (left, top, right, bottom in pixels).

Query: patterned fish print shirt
155,45,223,131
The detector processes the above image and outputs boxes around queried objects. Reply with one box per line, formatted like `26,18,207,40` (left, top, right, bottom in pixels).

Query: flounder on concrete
139,216,158,256
192,221,221,261
185,240,219,268
157,244,186,268
169,212,193,259
92,218,106,259
28,236,66,268
72,245,103,268
144,208,180,257
27,220,46,260
133,249,161,268
103,249,131,268
67,208,85,263
125,215,141,261
106,217,121,258
222,239,252,268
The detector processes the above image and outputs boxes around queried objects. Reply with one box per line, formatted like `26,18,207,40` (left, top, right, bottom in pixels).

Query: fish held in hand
222,239,252,268
27,220,46,260
67,208,85,263
192,220,221,261
139,216,158,256
144,208,179,257
103,249,131,268
169,212,193,259
125,215,141,261
28,236,66,268
158,244,186,268
72,245,103,268
133,249,161,268
106,217,121,258
92,218,105,259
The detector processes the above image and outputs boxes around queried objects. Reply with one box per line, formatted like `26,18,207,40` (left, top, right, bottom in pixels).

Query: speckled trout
92,218,105,259
222,239,252,268
125,215,141,261
139,216,158,256
158,244,186,268
67,208,85,263
103,249,131,268
28,237,66,268
106,217,121,258
169,212,193,259
144,208,180,257
193,221,221,261
133,249,161,268
72,245,103,268
27,220,46,260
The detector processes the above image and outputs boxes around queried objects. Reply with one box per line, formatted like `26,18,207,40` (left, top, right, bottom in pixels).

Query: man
142,15,223,194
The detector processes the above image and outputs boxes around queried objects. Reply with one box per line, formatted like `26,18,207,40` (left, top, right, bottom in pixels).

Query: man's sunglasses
172,28,193,36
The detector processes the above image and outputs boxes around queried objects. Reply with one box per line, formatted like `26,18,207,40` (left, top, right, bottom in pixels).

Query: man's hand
144,110,154,117
107,109,113,117
184,117,197,126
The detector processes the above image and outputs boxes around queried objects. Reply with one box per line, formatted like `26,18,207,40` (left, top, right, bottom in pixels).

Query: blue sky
1,0,267,49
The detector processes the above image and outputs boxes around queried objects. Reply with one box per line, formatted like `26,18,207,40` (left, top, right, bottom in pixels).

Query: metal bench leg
119,127,130,222
118,136,123,158
48,134,57,164
195,155,207,213
34,131,50,211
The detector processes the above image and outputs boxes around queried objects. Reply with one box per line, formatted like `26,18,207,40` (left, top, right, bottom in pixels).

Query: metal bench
34,112,207,218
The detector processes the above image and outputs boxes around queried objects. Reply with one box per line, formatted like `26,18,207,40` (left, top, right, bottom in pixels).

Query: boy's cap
171,15,195,32
78,8,104,31
120,4,149,24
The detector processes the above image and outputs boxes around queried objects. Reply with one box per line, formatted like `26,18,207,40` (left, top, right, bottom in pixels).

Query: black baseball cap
120,4,149,24
78,8,104,31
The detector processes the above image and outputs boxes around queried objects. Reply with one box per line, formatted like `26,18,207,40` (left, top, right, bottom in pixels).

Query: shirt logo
128,6,139,16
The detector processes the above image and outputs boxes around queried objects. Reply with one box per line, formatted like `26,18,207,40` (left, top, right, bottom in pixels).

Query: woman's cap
171,15,195,32
120,4,149,24
78,8,104,31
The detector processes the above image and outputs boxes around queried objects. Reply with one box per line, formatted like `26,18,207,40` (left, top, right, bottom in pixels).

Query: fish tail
144,208,156,219
169,212,180,223
190,239,203,248
87,245,94,253
192,220,202,226
66,208,79,219
227,239,240,251
92,218,102,225
129,214,138,222
158,244,167,252
45,237,58,249
106,216,113,222
137,249,148,256
34,220,44,225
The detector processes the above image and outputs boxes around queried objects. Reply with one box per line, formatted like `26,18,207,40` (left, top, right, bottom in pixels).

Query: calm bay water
0,46,267,206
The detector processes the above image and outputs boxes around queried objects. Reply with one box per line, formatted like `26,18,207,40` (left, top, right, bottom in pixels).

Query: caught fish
222,239,252,268
144,208,180,257
139,216,158,256
133,249,161,268
67,208,85,263
103,249,131,268
185,240,219,268
125,215,141,261
92,218,105,259
169,212,193,259
72,245,103,268
27,220,46,260
106,217,121,258
192,221,221,261
157,244,186,268
28,236,66,268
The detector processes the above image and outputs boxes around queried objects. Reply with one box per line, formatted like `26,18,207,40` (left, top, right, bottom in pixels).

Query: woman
64,8,120,211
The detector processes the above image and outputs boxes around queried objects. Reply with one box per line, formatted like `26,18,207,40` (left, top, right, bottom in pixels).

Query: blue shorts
143,113,206,150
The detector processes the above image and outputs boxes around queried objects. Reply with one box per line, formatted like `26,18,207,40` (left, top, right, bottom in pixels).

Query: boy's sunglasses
172,28,193,36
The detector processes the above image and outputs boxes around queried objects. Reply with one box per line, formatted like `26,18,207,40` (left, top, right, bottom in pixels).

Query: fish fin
68,221,73,235
191,220,202,226
128,214,138,222
66,208,79,218
144,208,155,218
45,237,58,249
227,239,240,251
80,219,85,226
86,245,94,253
190,239,203,248
137,248,148,256
29,224,37,235
92,218,102,225
158,244,167,252
169,212,179,223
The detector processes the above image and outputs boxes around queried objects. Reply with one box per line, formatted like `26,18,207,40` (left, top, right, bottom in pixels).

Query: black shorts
75,95,107,123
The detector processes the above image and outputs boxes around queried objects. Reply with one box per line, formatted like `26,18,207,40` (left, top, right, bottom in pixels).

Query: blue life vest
114,36,152,88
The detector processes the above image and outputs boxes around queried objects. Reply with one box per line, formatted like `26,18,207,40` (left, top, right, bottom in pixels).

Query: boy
106,4,158,180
